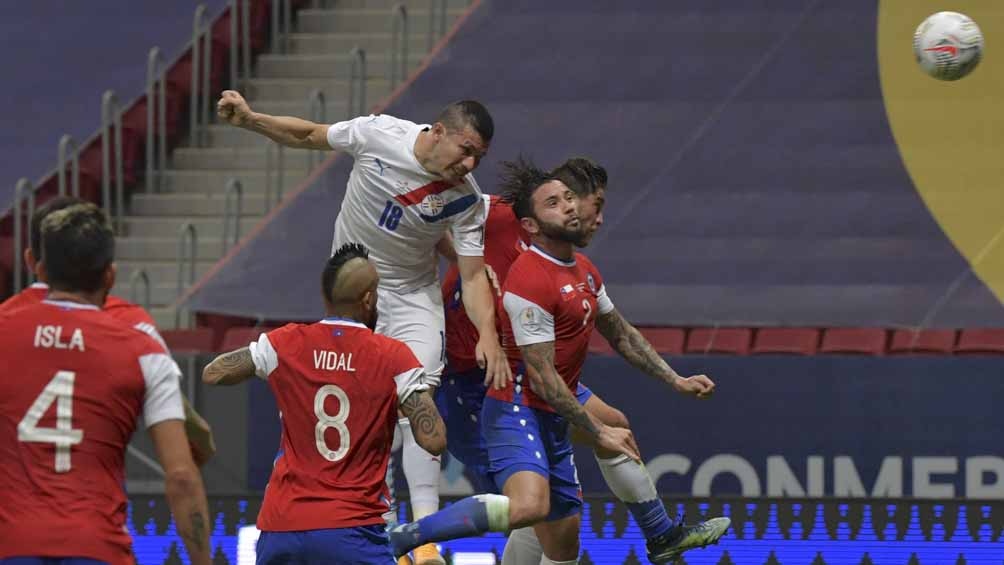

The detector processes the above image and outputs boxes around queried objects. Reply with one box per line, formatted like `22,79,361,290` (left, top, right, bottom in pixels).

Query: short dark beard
537,217,581,243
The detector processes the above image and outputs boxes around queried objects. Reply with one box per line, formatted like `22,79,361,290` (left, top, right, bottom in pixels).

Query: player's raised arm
399,389,446,455
595,307,715,399
149,420,212,565
217,90,331,150
458,254,511,387
519,340,641,462
202,346,257,385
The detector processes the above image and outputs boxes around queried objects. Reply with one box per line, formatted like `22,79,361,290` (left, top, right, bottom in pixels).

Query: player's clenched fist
217,90,252,126
672,373,716,399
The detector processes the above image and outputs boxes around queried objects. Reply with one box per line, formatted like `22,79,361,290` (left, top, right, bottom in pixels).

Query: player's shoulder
573,251,601,274
103,295,157,326
359,114,419,140
0,285,46,315
505,250,554,293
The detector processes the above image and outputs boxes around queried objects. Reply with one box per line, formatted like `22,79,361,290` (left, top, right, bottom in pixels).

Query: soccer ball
913,11,984,81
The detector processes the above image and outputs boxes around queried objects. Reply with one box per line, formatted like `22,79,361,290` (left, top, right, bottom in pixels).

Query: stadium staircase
0,0,471,330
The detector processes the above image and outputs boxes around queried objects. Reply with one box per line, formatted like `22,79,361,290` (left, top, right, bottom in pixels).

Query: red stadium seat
819,328,888,355
954,329,1004,355
887,329,957,354
751,328,820,355
219,326,274,352
161,328,215,354
685,328,752,355
588,331,615,355
638,327,685,355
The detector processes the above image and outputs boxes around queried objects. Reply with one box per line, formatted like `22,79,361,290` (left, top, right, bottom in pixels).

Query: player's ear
430,122,446,140
23,248,37,274
520,216,539,236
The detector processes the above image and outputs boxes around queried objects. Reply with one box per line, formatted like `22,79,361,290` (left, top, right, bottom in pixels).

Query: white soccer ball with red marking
914,11,984,81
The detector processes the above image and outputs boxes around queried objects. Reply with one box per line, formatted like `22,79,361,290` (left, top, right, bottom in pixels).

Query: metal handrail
229,0,251,88
12,179,34,293
190,4,212,147
271,0,292,54
175,223,198,328
129,269,151,312
57,134,80,197
146,47,167,193
264,139,285,213
390,4,409,89
348,46,367,117
222,178,243,255
307,90,326,169
101,90,125,231
428,0,448,52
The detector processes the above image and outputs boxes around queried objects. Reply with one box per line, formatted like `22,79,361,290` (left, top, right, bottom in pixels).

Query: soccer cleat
412,543,446,565
646,516,731,564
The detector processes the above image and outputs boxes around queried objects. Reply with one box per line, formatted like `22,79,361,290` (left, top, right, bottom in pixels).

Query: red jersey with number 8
0,300,184,564
249,318,426,531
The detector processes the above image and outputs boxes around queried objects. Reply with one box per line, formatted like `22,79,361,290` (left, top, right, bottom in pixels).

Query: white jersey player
217,91,510,565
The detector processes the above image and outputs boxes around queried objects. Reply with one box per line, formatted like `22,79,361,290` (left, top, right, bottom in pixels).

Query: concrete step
117,235,228,262
116,260,215,291
131,193,274,216
145,306,191,331
325,0,471,11
256,53,421,79
287,32,428,56
121,216,261,239
243,78,392,104
110,280,183,308
171,146,320,170
296,8,467,35
248,99,351,122
159,169,310,195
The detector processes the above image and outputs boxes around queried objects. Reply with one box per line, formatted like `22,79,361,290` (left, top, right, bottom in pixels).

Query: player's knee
507,493,550,529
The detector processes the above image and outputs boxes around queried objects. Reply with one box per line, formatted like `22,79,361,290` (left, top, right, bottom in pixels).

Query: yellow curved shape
878,0,1004,303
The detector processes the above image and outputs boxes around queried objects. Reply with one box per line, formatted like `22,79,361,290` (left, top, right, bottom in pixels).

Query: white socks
400,417,442,519
596,453,659,503
540,556,578,564
501,526,543,565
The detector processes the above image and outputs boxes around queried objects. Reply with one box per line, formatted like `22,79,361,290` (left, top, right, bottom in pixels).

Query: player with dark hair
202,243,447,564
0,203,211,565
218,91,506,565
0,195,216,466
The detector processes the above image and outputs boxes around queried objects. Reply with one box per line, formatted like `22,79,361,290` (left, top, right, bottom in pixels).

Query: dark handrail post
348,47,367,117
175,223,198,328
57,134,80,197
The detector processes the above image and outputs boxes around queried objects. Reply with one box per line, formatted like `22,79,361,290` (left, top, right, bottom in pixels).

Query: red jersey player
0,203,210,564
202,243,446,564
0,196,216,466
393,159,729,563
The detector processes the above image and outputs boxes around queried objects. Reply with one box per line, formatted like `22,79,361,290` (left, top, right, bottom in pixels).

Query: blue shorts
0,560,106,565
436,368,495,493
437,368,594,496
481,396,583,521
256,525,394,565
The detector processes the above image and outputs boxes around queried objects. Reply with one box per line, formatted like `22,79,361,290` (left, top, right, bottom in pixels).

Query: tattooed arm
399,390,446,455
521,341,641,461
596,308,716,398
149,420,211,565
202,347,256,385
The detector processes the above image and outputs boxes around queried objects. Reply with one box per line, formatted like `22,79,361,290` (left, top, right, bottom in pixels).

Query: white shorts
376,282,445,386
